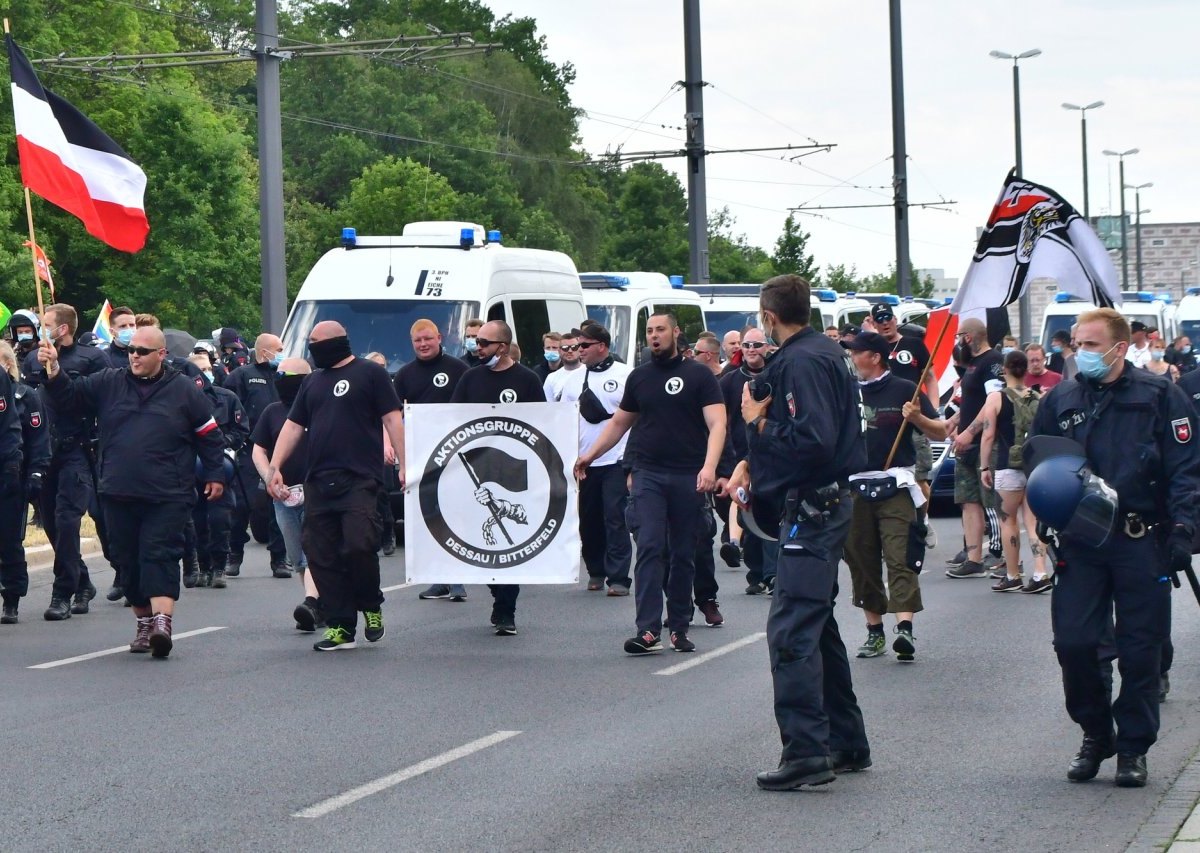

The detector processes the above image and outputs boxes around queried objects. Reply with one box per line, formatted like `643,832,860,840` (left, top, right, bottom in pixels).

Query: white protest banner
404,402,581,585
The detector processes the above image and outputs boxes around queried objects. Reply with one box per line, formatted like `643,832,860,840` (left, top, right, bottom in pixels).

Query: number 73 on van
415,269,449,297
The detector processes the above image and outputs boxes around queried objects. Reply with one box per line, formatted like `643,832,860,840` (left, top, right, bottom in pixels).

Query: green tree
338,157,463,233
822,263,860,293
601,163,688,274
771,213,819,281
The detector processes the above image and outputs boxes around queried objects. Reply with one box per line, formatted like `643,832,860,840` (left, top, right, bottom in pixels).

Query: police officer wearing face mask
22,303,111,620
1027,308,1200,788
8,310,40,376
723,274,871,791
224,333,289,578
104,306,138,369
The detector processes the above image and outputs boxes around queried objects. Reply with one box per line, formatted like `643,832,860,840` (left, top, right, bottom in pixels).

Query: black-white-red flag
951,169,1119,316
7,35,149,252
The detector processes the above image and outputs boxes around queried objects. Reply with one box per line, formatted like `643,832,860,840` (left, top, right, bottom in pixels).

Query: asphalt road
3,514,1198,853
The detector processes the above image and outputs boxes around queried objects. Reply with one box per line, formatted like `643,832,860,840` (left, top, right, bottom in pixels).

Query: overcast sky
493,0,1198,282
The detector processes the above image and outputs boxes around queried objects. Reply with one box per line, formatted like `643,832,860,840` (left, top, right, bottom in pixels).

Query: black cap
839,323,862,337
841,331,892,359
1130,320,1147,333
573,324,611,347
870,303,895,323
218,327,240,347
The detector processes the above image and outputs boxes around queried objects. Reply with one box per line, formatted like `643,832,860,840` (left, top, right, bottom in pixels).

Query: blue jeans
273,500,306,570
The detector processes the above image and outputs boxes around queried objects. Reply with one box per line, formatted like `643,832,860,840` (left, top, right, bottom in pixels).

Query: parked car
928,438,958,516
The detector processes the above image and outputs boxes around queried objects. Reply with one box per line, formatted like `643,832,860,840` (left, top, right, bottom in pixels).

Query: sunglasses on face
474,338,506,349
128,346,162,356
577,341,600,349
741,341,767,350
560,344,581,352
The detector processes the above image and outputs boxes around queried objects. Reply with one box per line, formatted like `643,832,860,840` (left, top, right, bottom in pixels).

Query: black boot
182,549,200,588
1067,733,1115,782
270,559,292,579
830,749,873,773
1,599,18,624
1115,753,1148,788
755,756,836,790
211,564,227,589
43,597,72,621
225,559,242,578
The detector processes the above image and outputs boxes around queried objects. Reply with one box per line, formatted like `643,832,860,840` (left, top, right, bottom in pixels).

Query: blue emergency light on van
814,288,838,302
460,228,474,250
580,273,629,290
341,227,357,248
1055,293,1085,303
1154,293,1172,303
1188,287,1200,297
880,294,900,305
669,275,684,288
1120,291,1155,303
487,229,502,244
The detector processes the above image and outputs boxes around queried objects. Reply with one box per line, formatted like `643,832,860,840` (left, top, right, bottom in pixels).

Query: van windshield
703,309,758,340
281,299,481,373
1181,320,1200,343
586,305,631,362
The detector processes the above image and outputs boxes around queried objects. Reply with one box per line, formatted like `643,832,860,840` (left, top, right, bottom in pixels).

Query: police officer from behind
724,274,871,791
1027,308,1200,788
23,303,110,620
38,327,226,658
450,320,546,635
224,332,289,578
575,313,726,655
267,321,406,652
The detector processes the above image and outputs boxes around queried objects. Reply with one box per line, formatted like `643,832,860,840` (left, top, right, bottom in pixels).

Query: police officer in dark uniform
1027,307,1200,788
223,333,288,577
9,310,40,374
725,274,870,791
23,303,111,620
0,341,50,623
188,368,249,589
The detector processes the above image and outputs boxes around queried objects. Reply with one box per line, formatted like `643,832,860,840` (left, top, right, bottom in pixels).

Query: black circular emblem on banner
419,416,569,569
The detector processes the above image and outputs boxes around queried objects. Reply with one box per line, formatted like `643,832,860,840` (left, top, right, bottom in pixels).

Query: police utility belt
1120,512,1158,539
785,481,847,528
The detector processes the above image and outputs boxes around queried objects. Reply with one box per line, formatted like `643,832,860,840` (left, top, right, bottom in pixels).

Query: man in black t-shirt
394,319,468,406
946,317,1004,579
449,320,545,635
869,303,936,489
267,322,404,651
252,358,325,632
842,332,946,662
575,313,726,655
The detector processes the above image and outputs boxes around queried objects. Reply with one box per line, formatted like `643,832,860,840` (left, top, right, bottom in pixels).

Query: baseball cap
1130,320,1147,333
218,327,241,347
842,331,892,359
839,323,862,338
870,303,895,323
573,324,611,347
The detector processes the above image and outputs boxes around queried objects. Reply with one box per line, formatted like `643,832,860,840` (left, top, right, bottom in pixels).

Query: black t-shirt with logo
886,334,930,388
287,357,401,482
252,401,308,486
959,348,1005,447
620,354,723,473
450,362,545,405
861,373,938,470
394,349,468,405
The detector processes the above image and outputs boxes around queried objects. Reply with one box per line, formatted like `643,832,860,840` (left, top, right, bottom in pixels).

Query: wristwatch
749,415,767,430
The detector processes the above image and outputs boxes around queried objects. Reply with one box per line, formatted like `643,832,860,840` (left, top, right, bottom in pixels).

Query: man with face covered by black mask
267,322,405,651
253,358,324,631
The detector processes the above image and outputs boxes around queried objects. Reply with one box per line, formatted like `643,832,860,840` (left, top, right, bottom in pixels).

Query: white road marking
380,581,414,593
653,632,767,676
293,730,522,818
28,626,227,670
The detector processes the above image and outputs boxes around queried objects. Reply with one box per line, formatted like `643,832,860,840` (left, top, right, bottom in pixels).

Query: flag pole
6,20,49,334
883,311,954,469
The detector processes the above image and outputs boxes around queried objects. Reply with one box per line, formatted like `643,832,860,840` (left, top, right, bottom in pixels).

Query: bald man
945,317,1005,579
267,321,406,651
252,357,325,631
38,326,227,657
225,331,289,576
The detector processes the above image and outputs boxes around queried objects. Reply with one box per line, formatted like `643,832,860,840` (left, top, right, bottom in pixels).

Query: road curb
27,549,105,575
1128,740,1200,852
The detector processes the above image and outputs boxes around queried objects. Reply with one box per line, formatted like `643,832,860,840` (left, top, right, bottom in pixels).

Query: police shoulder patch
1172,417,1192,444
786,391,796,418
30,412,41,427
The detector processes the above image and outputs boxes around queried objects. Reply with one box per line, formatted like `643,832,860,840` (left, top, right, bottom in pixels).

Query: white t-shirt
558,360,633,467
1127,342,1152,369
543,364,583,402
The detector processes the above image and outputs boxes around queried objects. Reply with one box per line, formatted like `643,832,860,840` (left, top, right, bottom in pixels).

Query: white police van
1038,290,1176,350
581,272,707,366
850,292,933,328
685,283,761,341
280,221,586,373
813,288,873,332
1177,287,1200,344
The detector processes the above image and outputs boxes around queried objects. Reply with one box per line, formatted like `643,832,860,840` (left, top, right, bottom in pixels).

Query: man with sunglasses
543,331,584,402
450,320,546,635
22,303,110,621
37,327,227,658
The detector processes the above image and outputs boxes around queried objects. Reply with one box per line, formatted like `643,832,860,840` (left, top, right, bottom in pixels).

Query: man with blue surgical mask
224,332,289,578
1166,335,1197,375
461,318,487,368
8,310,39,376
533,331,562,382
104,306,138,369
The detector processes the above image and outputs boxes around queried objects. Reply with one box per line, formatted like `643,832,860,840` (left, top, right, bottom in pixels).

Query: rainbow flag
0,300,10,330
92,298,112,344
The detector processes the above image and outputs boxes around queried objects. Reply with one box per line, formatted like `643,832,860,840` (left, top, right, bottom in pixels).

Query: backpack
1004,386,1041,469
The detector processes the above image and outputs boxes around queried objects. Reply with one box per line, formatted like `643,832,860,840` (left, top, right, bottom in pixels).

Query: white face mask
484,353,501,370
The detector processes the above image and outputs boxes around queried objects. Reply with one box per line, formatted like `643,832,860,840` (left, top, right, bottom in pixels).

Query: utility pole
256,0,287,333
682,0,708,285
888,0,911,297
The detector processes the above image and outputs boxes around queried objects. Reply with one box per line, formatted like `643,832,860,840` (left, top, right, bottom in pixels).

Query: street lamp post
1061,100,1104,220
990,48,1041,343
1127,180,1152,289
1103,148,1139,290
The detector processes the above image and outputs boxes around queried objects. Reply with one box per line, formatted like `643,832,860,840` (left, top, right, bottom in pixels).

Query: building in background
917,268,959,304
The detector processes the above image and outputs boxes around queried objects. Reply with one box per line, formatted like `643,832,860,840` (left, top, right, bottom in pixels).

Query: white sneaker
924,524,938,550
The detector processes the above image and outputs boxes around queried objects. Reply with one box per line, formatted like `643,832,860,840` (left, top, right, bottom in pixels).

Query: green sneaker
313,626,356,651
893,626,916,662
856,631,887,658
363,610,385,643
